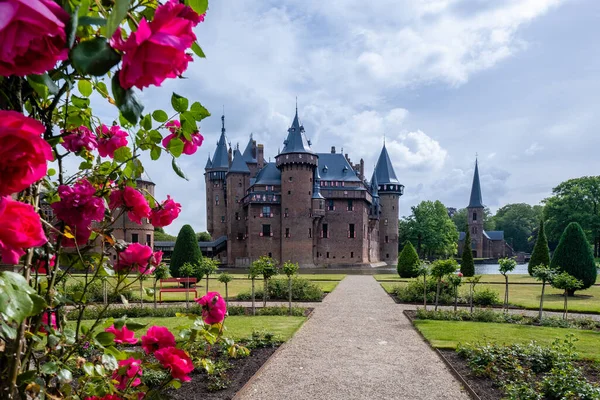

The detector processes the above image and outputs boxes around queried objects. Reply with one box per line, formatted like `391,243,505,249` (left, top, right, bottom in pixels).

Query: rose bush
195,291,227,325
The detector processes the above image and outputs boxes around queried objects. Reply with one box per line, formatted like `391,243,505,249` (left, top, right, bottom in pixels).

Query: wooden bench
159,277,198,303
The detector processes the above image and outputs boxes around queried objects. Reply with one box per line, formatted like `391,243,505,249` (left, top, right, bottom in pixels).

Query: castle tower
467,159,484,258
204,115,230,240
374,143,403,265
275,107,318,266
226,146,251,264
242,134,260,178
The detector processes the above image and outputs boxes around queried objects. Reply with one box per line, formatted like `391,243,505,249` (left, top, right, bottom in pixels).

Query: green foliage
65,281,134,304
393,279,456,305
431,259,458,279
217,272,233,284
196,231,212,242
0,272,47,331
153,264,171,281
550,222,597,291
170,224,202,277
397,242,420,278
198,258,219,277
551,272,583,292
282,261,299,277
494,203,544,252
498,257,517,275
179,262,196,278
529,219,551,276
460,229,475,277
532,265,556,284
236,277,323,302
472,288,500,306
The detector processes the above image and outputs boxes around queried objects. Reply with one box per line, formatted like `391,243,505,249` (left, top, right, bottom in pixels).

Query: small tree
248,260,262,316
550,222,597,295
170,224,202,277
551,272,583,319
217,272,233,306
448,272,463,312
416,262,430,310
499,257,517,312
465,275,481,314
256,256,279,307
528,219,550,276
397,242,420,278
431,259,458,311
531,265,556,320
153,264,171,309
460,229,475,277
179,262,196,310
198,257,219,294
282,261,299,315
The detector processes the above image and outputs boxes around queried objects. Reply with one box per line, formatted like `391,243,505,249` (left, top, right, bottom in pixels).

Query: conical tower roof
374,143,399,185
370,170,379,198
228,147,250,174
204,155,212,169
211,115,230,170
468,159,484,208
242,134,257,163
280,107,314,155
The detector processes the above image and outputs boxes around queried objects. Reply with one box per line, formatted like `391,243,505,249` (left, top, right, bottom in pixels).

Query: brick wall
379,193,399,264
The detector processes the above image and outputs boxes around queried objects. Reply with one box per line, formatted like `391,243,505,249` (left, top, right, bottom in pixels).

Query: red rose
112,357,142,390
0,111,53,196
0,197,47,265
0,0,69,76
96,124,128,159
155,347,194,382
150,196,181,227
141,326,175,354
110,186,151,225
105,324,138,345
110,0,203,89
195,292,227,325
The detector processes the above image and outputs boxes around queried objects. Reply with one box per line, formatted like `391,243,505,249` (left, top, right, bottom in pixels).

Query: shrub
472,288,500,306
65,281,134,304
460,229,475,277
397,242,420,278
170,224,202,277
238,277,323,302
528,219,550,276
550,222,597,293
393,279,457,305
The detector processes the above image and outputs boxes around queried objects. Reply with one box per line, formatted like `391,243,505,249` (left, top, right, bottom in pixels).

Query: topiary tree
170,224,202,278
431,259,458,311
550,222,597,295
252,256,279,307
248,260,262,316
528,219,550,276
460,229,475,277
499,257,517,312
551,272,583,319
531,265,556,320
397,242,420,278
282,261,299,315
217,272,233,306
179,262,197,309
448,272,463,312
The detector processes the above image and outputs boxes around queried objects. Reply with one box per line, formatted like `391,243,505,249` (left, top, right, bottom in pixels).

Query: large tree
494,203,544,252
543,176,600,256
399,200,458,259
549,222,597,295
451,207,496,232
528,219,550,276
170,224,202,277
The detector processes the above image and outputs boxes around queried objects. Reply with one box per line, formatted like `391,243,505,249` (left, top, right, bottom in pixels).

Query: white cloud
525,142,543,155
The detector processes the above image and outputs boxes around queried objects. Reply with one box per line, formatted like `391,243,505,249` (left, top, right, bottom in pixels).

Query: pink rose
34,254,56,274
51,179,105,245
96,124,128,158
151,250,163,266
105,325,138,345
154,347,194,382
150,196,181,227
162,122,204,156
39,311,57,334
0,0,69,76
112,357,142,390
61,126,97,153
195,292,227,325
0,197,47,265
85,395,122,400
115,243,154,274
110,0,203,89
0,111,53,196
457,272,463,277
141,326,176,354
110,186,151,225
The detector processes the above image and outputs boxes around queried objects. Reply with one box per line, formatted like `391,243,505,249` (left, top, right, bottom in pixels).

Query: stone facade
205,110,404,267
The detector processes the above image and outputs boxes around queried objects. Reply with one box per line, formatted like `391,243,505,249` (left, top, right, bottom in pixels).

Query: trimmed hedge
528,219,550,276
170,224,202,277
550,222,597,291
460,229,475,277
236,277,323,302
397,242,420,278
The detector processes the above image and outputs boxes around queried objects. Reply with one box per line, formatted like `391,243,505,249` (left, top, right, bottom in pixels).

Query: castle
204,108,403,267
457,160,513,259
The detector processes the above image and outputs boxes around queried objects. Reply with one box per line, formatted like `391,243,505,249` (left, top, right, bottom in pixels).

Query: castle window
221,216,225,223
285,228,290,238
261,224,271,237
351,252,354,258
473,212,477,221
386,253,389,258
309,228,312,238
384,219,388,226
237,233,244,240
268,252,272,257
215,195,219,205
347,200,353,211
284,208,289,217
289,176,293,182
131,233,139,243
322,223,329,238
146,234,151,245
348,224,355,238
235,212,240,220
327,199,335,211
326,252,330,258
385,235,389,243
288,190,291,195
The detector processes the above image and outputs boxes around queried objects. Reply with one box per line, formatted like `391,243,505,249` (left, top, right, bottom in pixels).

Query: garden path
235,275,469,400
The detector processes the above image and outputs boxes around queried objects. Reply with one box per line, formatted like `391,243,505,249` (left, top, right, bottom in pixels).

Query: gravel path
236,276,469,400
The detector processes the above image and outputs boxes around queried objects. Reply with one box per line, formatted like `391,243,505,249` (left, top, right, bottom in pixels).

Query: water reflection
475,264,529,275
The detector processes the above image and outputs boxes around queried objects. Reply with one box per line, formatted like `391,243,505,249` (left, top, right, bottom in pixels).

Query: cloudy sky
95,0,600,235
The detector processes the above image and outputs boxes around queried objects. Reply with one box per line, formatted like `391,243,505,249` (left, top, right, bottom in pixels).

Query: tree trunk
206,275,209,294
153,280,158,309
288,277,293,315
251,278,255,316
435,280,441,311
563,290,568,320
423,275,427,310
454,286,458,312
469,284,474,314
567,288,576,297
140,280,143,308
185,276,189,309
504,276,509,313
538,281,545,320
263,278,268,307
225,283,228,306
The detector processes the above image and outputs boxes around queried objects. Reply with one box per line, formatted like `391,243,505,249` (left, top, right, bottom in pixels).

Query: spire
374,143,399,185
242,133,257,163
370,170,379,198
280,107,314,155
204,155,212,170
211,114,230,170
468,158,484,208
228,148,250,174
312,164,324,199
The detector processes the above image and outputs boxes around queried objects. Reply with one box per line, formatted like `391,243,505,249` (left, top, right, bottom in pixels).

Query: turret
226,146,251,263
467,159,484,258
204,115,230,239
311,165,325,216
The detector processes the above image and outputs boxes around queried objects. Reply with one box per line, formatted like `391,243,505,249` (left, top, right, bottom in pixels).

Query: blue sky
107,0,600,235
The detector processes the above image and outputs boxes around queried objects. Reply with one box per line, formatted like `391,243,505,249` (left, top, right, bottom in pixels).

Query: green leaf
0,272,46,325
27,74,59,97
148,129,162,143
71,95,90,109
57,369,73,384
71,37,121,76
151,146,161,160
17,371,37,386
141,114,152,130
181,111,197,135
40,362,59,375
113,146,132,163
191,42,206,58
186,0,208,15
94,331,115,347
169,379,182,389
96,81,109,98
112,73,144,125
152,110,168,122
78,80,93,97
171,92,188,113
0,321,17,339
125,320,148,330
78,16,107,26
172,157,189,180
104,346,126,361
83,362,95,376
167,138,184,158
190,102,211,121
106,0,131,38
47,168,56,177
67,7,79,49
101,354,118,371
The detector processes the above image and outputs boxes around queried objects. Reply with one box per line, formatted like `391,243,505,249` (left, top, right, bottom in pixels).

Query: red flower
141,326,175,354
110,187,151,225
161,121,204,156
39,311,57,334
0,0,69,76
195,292,227,325
112,357,142,390
34,254,56,274
0,197,47,265
61,126,98,153
110,0,203,89
0,111,53,196
105,325,138,345
151,250,163,266
150,196,181,227
155,347,194,382
96,124,128,159
115,243,154,275
85,395,122,400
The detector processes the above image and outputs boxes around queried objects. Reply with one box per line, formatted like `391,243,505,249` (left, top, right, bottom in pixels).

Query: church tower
275,107,318,266
204,115,230,240
467,159,484,258
374,143,403,265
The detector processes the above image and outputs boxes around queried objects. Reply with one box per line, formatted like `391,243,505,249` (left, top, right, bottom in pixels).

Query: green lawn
72,315,306,342
376,273,600,284
413,320,600,361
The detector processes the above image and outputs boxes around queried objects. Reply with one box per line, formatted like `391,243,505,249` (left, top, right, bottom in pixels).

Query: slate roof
312,165,324,199
242,134,257,163
468,159,484,208
280,109,314,155
459,230,504,241
205,155,212,169
211,115,230,170
370,170,379,197
374,144,399,185
253,162,281,185
317,153,361,182
228,148,250,174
